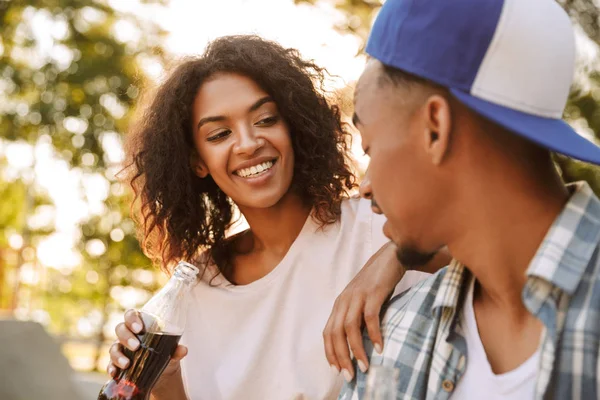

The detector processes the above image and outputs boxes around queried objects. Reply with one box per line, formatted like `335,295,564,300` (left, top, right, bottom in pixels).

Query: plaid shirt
339,182,600,400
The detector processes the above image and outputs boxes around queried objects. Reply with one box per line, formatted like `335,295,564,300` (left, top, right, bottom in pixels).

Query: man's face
354,60,445,269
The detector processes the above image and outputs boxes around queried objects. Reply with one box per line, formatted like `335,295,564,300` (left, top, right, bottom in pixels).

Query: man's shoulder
379,267,448,343
340,269,450,400
385,267,447,316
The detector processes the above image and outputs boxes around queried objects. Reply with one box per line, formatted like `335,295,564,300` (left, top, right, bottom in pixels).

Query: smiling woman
124,35,354,280
108,35,432,400
191,75,296,213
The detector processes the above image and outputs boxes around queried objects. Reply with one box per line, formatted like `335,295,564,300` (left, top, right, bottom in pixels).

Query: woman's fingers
109,341,130,370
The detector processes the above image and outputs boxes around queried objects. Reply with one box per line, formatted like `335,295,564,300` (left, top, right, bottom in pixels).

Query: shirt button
442,379,454,392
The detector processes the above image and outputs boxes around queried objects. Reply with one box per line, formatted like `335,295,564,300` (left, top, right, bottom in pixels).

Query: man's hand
322,241,403,382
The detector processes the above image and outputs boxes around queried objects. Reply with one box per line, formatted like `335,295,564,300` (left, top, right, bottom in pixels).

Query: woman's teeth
235,160,274,178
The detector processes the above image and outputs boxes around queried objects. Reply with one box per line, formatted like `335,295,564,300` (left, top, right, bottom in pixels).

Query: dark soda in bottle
98,261,199,400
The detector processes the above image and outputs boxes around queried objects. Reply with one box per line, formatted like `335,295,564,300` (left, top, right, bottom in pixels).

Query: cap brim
450,88,600,165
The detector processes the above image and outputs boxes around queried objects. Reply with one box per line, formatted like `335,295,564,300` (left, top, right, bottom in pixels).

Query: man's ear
190,151,209,178
422,94,452,166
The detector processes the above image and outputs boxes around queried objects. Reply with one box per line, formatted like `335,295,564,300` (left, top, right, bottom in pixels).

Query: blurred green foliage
0,0,168,371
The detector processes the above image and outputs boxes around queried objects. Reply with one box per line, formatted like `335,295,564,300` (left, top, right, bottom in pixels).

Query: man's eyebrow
197,96,274,131
352,112,361,127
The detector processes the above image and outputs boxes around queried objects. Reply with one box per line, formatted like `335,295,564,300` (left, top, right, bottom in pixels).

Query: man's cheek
368,156,390,194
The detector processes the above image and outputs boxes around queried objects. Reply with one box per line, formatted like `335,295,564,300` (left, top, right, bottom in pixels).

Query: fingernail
330,365,340,375
127,338,139,350
108,366,115,375
342,369,353,382
375,343,383,354
118,356,129,368
132,322,142,333
357,360,368,373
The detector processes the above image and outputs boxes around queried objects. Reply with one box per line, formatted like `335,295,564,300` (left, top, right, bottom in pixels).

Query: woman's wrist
151,368,188,400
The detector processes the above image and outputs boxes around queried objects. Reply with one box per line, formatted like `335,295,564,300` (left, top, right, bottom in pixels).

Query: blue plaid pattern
339,182,600,400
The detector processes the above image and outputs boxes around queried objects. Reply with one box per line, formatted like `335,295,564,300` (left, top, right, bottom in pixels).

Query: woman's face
191,72,295,210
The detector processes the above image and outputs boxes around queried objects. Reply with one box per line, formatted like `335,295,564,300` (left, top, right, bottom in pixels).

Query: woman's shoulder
338,196,384,230
190,229,251,286
190,250,225,287
339,196,374,220
337,196,388,253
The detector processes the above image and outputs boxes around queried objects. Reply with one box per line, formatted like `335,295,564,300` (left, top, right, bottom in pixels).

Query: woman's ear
190,151,209,178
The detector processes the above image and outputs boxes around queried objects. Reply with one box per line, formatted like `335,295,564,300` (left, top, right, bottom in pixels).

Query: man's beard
395,246,436,270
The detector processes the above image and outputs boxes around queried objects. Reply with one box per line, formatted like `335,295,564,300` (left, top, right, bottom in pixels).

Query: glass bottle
98,261,199,400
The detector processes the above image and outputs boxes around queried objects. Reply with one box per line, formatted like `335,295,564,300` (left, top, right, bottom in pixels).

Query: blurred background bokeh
1,0,600,389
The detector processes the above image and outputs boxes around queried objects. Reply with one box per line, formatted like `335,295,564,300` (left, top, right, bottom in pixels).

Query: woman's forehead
193,74,272,118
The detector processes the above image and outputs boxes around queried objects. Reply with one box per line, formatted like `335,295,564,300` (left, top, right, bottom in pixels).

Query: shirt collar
526,181,600,295
432,181,600,313
432,259,469,313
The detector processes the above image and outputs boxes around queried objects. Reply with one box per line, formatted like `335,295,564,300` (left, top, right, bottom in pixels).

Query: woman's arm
323,243,451,381
151,368,189,400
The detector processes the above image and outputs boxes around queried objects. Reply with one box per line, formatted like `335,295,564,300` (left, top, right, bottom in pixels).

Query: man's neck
446,172,569,373
448,173,569,312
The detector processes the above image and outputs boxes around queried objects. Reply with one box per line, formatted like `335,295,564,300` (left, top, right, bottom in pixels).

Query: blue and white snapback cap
367,0,600,165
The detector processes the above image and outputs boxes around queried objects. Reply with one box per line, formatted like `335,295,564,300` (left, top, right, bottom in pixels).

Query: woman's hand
322,241,403,382
107,309,188,385
323,243,451,382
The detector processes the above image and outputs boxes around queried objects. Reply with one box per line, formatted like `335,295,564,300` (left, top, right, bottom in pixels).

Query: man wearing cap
340,0,600,398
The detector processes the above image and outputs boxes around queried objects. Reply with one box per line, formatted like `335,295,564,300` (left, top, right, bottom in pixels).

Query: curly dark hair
123,35,356,277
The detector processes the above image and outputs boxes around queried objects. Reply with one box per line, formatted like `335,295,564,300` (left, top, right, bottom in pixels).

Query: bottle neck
161,273,195,296
132,261,199,336
172,261,199,282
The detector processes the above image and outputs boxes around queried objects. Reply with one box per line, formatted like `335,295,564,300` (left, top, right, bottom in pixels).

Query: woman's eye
207,130,231,142
256,116,279,127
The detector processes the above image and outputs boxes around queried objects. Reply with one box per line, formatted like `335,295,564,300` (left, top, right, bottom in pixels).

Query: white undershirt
179,198,430,400
451,279,540,399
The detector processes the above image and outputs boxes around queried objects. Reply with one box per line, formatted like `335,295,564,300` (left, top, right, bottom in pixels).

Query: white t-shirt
451,279,540,400
179,198,429,400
